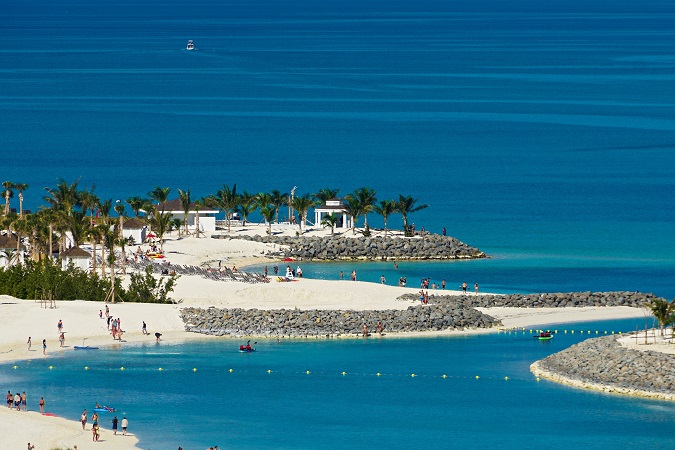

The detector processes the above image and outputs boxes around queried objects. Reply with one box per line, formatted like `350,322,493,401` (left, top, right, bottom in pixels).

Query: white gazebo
156,199,220,232
313,198,352,229
122,217,148,244
61,246,92,271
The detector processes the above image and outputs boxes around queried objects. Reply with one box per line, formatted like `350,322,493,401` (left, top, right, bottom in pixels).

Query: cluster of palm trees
649,298,675,337
1,180,431,272
197,184,428,237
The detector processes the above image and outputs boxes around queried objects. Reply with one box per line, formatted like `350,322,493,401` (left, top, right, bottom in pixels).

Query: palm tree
126,196,145,218
237,191,257,226
212,183,238,233
14,183,28,217
2,181,14,216
269,189,287,223
320,212,340,236
352,187,377,227
148,186,171,213
193,198,205,238
178,188,191,236
342,196,363,235
98,198,113,226
396,194,429,236
260,205,275,235
44,178,81,216
78,184,98,217
374,199,397,237
314,188,340,204
649,298,675,336
291,194,315,235
150,212,172,251
87,223,106,273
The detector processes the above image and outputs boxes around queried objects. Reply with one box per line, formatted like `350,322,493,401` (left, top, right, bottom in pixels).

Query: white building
156,199,220,232
61,246,92,271
0,234,24,268
121,217,148,244
313,198,352,230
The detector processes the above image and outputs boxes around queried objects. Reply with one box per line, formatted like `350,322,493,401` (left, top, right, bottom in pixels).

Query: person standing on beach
380,275,386,284
42,339,46,355
441,279,446,290
57,319,63,334
14,392,21,410
80,409,88,429
351,270,356,281
121,416,128,435
339,271,343,280
461,282,467,294
377,321,383,335
142,321,148,335
112,416,119,435
7,391,13,408
21,391,26,411
59,332,65,347
27,337,31,351
474,283,479,294
39,397,44,413
442,227,446,236
362,323,368,337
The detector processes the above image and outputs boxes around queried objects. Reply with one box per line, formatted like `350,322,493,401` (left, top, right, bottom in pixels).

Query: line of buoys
500,327,626,335
28,364,536,383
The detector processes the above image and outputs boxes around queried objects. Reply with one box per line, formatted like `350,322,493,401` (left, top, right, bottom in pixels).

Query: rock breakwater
400,291,660,308
531,335,675,400
213,234,486,261
181,302,501,337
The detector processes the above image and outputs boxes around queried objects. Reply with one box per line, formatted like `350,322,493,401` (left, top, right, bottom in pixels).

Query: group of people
82,408,128,441
6,391,45,413
6,391,27,411
362,321,384,337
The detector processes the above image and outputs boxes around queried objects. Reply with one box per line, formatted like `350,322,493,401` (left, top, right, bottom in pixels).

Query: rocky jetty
399,291,660,308
213,234,486,261
531,335,675,400
180,302,501,337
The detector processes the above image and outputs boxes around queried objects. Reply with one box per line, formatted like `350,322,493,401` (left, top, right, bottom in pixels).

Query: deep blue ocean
2,0,675,296
2,0,675,447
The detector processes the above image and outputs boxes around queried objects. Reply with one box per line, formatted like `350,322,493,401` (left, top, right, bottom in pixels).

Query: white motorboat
186,40,194,50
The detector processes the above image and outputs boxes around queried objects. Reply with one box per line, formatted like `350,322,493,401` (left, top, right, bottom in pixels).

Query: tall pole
288,186,297,223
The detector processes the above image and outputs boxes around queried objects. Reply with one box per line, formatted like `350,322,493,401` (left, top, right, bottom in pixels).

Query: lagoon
3,318,673,449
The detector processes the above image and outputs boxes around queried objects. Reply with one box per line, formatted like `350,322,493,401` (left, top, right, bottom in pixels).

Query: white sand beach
0,227,657,449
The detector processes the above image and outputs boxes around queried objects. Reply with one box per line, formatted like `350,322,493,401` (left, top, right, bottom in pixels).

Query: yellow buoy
158,368,163,371
376,372,381,377
504,376,509,381
120,367,125,371
442,374,447,379
49,366,53,370
267,369,272,374
306,370,311,375
536,377,540,382
229,368,233,373
193,368,197,372
411,373,415,378
342,371,347,376
12,366,17,370
84,366,89,371
475,375,480,379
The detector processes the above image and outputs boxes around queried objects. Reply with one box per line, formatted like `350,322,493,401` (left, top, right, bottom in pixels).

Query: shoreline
0,230,667,447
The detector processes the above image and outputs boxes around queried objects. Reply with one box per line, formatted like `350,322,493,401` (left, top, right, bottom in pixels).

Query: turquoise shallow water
2,318,674,449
